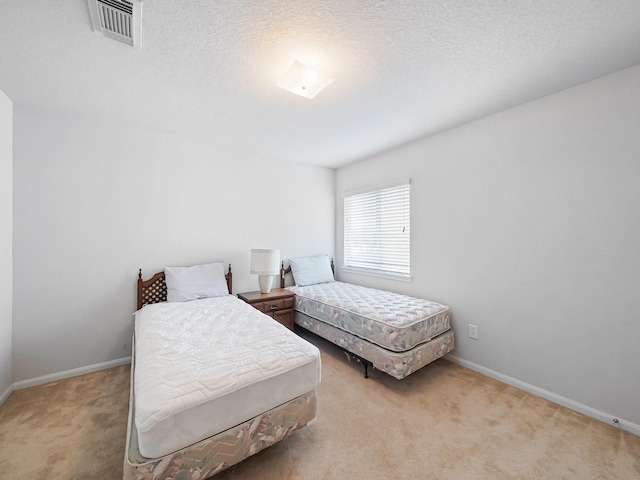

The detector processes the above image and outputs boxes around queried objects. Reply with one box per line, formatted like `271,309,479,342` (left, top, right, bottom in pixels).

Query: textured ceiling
1,1,639,168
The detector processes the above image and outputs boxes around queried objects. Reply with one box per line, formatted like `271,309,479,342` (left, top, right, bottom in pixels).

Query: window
343,181,410,279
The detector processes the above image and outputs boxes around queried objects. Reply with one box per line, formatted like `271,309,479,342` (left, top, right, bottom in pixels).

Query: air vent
87,0,142,48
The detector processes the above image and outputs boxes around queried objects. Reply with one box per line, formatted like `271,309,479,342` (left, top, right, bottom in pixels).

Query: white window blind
344,181,410,277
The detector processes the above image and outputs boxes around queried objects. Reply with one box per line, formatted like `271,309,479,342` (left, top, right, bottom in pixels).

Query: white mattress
288,282,450,352
134,295,321,458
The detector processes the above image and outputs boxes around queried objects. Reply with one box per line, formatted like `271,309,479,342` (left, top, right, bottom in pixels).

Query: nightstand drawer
256,298,291,313
282,297,294,309
252,300,284,313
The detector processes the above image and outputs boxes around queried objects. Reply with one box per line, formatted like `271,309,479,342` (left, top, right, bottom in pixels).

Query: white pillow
164,262,229,302
289,255,334,286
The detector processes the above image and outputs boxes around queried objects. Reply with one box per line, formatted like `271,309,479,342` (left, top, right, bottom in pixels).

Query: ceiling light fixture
276,60,334,99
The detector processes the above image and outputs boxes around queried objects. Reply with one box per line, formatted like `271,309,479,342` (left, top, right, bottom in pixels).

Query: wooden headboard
137,264,233,310
280,259,334,288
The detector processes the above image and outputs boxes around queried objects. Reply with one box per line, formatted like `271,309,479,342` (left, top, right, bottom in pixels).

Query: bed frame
125,264,318,480
137,264,232,310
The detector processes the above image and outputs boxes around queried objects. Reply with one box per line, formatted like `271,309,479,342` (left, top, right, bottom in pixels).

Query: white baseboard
0,383,13,406
13,356,131,391
445,354,640,437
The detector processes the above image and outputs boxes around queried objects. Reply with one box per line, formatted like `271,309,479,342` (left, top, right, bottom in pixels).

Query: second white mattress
134,295,321,458
288,281,450,352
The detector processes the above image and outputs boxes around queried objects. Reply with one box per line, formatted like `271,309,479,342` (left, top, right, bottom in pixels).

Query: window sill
340,267,412,283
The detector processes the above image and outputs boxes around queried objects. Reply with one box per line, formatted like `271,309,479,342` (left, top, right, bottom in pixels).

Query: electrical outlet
468,324,479,340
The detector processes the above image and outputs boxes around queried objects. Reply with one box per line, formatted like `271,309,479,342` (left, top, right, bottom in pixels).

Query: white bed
124,263,321,479
281,255,454,379
134,295,321,458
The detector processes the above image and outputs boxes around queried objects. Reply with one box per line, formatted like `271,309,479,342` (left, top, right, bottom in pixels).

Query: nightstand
237,289,295,330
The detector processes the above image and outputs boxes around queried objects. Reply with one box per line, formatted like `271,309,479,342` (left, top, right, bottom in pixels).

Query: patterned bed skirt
123,339,318,480
295,311,454,379
123,391,317,480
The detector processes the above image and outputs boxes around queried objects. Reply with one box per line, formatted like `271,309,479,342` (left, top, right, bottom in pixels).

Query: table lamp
250,249,280,293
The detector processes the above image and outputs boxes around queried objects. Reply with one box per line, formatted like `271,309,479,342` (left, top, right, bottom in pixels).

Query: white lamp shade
250,249,280,275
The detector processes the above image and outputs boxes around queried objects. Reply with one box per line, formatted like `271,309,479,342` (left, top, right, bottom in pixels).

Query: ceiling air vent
87,0,142,48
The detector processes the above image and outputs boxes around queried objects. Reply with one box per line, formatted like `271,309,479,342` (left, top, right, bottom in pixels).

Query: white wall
0,88,13,401
336,65,640,429
12,106,335,382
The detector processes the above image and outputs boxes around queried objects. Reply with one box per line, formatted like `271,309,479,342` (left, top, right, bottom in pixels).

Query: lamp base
258,275,274,294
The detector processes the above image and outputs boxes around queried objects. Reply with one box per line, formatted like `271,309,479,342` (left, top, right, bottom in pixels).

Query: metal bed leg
343,350,371,379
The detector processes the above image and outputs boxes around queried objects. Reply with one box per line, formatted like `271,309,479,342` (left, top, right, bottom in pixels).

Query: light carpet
1,330,639,479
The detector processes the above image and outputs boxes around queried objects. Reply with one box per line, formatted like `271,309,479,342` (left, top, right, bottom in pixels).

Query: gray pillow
289,255,334,286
